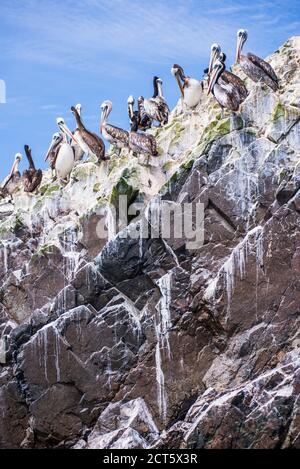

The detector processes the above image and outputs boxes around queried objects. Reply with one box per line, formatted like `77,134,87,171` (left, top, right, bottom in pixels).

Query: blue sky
0,0,299,179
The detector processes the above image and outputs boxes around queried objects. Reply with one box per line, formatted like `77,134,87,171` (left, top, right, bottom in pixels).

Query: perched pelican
71,104,85,161
0,153,22,198
71,106,107,162
142,76,169,126
208,60,242,113
101,100,158,159
171,64,203,109
45,133,63,172
137,97,152,130
100,100,129,149
45,131,75,182
209,45,248,101
22,145,43,193
127,95,139,132
56,115,83,162
236,29,279,92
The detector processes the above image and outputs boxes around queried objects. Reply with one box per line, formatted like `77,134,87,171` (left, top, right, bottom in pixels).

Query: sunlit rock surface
0,37,300,449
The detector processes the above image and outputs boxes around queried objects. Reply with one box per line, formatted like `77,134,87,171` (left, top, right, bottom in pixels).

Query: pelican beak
208,50,219,75
59,123,78,145
236,36,243,63
207,66,219,95
175,72,185,98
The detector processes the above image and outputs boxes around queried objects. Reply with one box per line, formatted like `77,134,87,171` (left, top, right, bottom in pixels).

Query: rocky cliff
0,37,300,449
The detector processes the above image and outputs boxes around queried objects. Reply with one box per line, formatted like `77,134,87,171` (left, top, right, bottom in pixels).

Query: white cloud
2,0,296,74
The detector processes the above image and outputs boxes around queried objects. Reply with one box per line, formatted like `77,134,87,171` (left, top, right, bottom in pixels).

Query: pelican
142,76,169,126
101,100,158,159
22,145,43,193
208,60,242,114
236,29,279,92
100,100,129,150
71,106,107,162
209,44,248,101
127,95,139,132
171,64,203,109
0,153,22,198
56,115,83,162
137,97,152,130
44,133,63,173
70,104,85,161
45,131,75,182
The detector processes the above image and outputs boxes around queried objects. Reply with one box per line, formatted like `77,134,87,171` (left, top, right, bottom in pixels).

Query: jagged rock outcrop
0,37,300,449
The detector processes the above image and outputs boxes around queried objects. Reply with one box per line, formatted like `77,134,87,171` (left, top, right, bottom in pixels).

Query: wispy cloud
2,0,297,74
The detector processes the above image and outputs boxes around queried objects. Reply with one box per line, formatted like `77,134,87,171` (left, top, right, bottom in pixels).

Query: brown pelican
208,60,242,114
70,104,85,161
101,100,158,159
137,97,152,130
209,45,248,102
236,29,279,92
100,100,129,149
22,145,43,193
127,96,139,132
44,133,63,173
56,115,83,162
0,153,22,198
45,131,75,182
71,106,107,162
142,77,169,126
171,64,203,109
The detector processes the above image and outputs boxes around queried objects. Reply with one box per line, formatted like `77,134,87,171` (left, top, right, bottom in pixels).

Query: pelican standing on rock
56,115,83,163
208,60,242,114
209,44,248,102
0,153,22,199
101,100,158,159
70,104,85,162
235,29,279,91
22,145,43,193
71,106,107,162
137,97,152,130
44,133,63,174
127,96,139,132
171,64,204,109
142,76,169,126
100,100,129,150
45,131,75,182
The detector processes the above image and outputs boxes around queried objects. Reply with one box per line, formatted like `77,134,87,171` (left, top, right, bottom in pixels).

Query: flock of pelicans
0,30,279,200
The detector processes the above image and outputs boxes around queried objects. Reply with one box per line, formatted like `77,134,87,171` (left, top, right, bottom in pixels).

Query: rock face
0,37,300,449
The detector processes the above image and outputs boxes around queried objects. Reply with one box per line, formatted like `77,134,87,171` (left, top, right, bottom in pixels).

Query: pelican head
75,103,82,116
171,64,185,98
15,153,22,163
9,153,22,176
127,95,135,105
236,29,248,62
207,60,225,95
100,100,112,129
209,43,221,75
56,117,78,144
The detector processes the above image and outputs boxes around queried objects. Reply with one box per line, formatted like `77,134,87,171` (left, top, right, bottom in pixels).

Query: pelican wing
129,132,158,156
222,70,248,100
105,124,129,146
23,169,43,193
82,130,106,161
247,53,279,85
